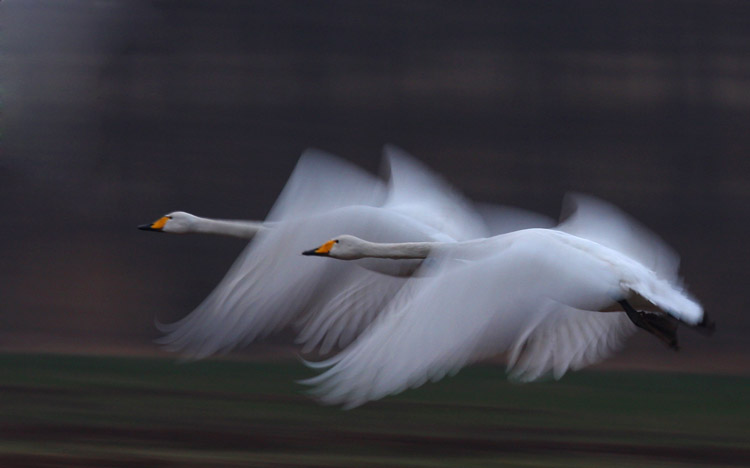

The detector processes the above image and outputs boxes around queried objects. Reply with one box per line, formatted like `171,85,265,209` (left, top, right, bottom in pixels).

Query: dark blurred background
3,0,748,370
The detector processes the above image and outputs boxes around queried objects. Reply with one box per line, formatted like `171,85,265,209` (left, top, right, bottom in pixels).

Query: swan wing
302,235,629,407
265,148,386,222
156,214,349,358
557,193,680,282
295,272,408,354
382,146,556,240
507,309,635,382
382,145,489,241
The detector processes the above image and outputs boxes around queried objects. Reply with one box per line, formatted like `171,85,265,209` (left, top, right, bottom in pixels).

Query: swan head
302,234,367,260
138,211,197,234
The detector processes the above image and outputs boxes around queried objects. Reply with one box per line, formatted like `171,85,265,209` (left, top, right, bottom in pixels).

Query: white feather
302,228,703,407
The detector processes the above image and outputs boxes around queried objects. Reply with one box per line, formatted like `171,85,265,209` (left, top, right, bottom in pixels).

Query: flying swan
140,147,540,357
301,195,714,407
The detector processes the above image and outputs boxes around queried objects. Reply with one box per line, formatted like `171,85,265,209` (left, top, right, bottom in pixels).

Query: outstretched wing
265,148,386,222
382,145,489,241
507,309,635,382
294,272,408,354
156,212,357,358
557,193,680,282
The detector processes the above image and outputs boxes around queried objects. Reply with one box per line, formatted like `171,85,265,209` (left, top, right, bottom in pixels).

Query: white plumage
301,200,706,407
141,147,710,408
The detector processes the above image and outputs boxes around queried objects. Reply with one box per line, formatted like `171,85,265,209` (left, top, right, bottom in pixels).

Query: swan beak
138,216,169,232
302,239,335,256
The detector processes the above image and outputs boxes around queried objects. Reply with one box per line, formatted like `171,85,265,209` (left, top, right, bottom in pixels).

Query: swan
139,211,267,239
301,195,714,407
149,146,522,358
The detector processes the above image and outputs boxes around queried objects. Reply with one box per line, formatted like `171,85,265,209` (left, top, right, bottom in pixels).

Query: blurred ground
0,354,747,468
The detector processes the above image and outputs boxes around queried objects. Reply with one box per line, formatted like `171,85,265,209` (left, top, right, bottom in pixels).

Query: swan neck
360,240,433,259
192,217,265,239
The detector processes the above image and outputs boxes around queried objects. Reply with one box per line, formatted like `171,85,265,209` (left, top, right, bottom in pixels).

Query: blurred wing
156,214,349,358
507,309,635,382
295,272,408,354
284,146,510,353
302,236,626,408
382,145,489,241
265,148,386,222
156,151,388,358
557,193,680,282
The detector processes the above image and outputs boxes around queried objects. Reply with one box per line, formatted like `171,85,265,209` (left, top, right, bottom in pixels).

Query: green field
0,353,747,467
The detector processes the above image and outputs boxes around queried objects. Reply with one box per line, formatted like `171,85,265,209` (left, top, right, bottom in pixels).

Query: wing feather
265,148,386,222
557,193,680,282
508,310,635,382
382,146,489,241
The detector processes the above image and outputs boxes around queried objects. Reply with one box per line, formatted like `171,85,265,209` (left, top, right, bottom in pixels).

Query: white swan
301,195,713,407
150,146,523,358
139,211,267,239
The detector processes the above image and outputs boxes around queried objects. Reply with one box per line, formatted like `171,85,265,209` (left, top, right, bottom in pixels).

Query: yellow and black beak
302,239,336,256
138,216,170,232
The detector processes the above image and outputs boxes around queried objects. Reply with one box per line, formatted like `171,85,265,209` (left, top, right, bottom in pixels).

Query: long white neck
353,239,435,260
190,217,267,239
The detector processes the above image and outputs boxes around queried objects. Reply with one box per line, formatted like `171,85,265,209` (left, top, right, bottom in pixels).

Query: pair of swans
142,147,530,357
141,147,712,407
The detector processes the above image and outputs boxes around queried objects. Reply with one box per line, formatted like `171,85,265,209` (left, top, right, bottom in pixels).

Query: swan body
305,229,702,323
302,200,708,407
139,211,268,239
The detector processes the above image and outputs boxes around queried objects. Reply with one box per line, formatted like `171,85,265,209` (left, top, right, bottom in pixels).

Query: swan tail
622,270,704,326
